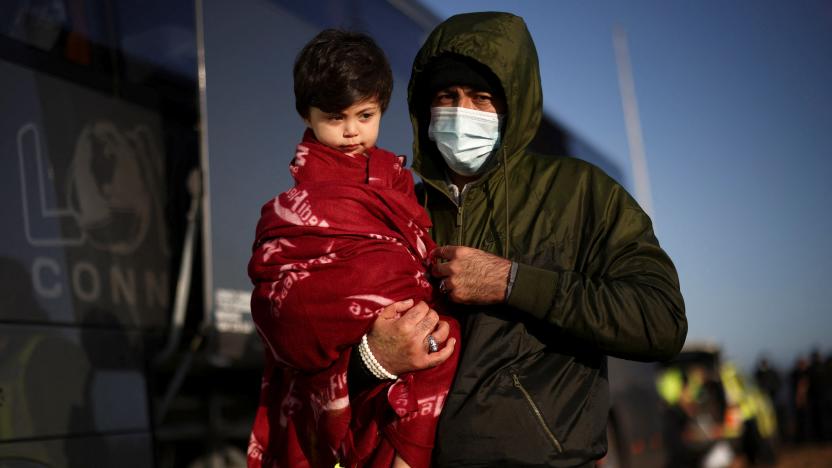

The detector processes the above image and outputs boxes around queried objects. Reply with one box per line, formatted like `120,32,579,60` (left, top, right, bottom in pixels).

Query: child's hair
293,29,393,119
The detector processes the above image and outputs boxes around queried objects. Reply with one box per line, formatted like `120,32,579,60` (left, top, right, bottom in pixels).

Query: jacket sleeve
505,183,687,362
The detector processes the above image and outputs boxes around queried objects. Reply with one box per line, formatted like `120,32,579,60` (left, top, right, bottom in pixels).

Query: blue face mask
428,107,505,177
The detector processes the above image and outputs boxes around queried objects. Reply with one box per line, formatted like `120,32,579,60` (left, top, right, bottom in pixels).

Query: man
360,11,687,466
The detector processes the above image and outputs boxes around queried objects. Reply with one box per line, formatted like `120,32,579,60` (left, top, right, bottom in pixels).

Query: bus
0,1,661,466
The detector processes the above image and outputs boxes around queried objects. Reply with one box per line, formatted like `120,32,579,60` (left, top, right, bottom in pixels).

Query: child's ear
302,117,311,127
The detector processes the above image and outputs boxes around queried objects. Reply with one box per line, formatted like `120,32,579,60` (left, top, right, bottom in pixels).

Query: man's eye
475,94,492,102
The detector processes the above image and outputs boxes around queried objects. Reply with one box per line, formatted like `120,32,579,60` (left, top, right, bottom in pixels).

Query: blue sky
420,0,832,371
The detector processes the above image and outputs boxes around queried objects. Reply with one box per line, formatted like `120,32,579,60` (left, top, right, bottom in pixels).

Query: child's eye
327,114,343,121
360,112,375,120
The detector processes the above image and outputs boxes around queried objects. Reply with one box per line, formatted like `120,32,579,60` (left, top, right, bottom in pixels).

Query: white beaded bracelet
359,333,398,380
359,334,397,380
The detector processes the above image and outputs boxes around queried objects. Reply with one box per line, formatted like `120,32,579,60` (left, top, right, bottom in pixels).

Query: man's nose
458,95,477,110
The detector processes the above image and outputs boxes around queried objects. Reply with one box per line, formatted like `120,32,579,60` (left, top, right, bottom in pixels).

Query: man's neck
449,171,480,189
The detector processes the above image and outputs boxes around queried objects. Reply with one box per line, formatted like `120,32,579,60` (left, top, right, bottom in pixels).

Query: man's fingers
431,245,463,261
430,245,446,261
425,337,456,367
431,261,451,278
401,301,430,324
415,309,439,334
430,320,450,344
378,298,415,319
390,298,416,314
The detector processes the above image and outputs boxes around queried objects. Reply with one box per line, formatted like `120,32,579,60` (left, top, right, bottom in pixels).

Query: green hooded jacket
408,12,687,466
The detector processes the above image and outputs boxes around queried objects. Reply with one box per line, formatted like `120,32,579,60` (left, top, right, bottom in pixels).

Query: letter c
32,257,62,299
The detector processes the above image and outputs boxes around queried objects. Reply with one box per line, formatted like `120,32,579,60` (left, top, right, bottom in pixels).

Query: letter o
72,261,100,302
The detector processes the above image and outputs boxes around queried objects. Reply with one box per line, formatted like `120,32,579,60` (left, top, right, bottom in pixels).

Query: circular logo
67,121,152,254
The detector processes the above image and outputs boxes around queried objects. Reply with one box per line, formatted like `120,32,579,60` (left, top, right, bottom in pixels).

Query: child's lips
340,144,362,152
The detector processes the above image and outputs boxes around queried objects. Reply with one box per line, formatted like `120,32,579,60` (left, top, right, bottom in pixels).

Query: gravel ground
774,444,832,468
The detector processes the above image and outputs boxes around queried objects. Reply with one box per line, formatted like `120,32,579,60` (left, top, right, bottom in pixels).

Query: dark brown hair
293,29,393,118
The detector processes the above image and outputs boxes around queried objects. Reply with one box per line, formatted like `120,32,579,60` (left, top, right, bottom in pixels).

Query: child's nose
343,122,358,138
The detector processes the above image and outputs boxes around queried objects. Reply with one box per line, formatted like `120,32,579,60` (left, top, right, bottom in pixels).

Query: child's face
305,98,381,156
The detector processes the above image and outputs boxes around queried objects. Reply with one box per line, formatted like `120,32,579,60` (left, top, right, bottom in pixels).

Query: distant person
247,30,459,467
655,366,698,468
354,11,688,466
790,356,811,443
755,357,786,441
755,358,781,402
807,349,828,441
824,353,832,440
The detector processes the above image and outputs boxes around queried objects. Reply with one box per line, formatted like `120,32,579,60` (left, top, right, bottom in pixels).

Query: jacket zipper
456,204,464,245
511,372,564,453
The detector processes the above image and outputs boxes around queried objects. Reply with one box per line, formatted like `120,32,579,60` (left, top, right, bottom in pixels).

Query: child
247,29,460,468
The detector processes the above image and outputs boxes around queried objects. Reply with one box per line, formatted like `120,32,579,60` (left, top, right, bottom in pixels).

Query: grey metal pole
613,25,655,220
195,0,215,330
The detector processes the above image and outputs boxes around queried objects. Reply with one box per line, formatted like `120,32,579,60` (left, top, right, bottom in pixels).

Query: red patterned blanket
247,130,459,467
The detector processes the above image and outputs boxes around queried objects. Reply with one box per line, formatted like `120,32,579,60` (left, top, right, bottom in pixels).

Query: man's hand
367,299,456,376
431,245,512,304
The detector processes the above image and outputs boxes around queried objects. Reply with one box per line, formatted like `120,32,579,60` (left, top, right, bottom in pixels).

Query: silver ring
439,280,448,294
427,334,438,353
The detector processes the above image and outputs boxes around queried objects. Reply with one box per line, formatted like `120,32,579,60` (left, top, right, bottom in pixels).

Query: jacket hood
408,12,543,185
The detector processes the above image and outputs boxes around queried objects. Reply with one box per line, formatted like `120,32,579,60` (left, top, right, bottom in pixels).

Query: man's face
431,85,506,114
305,98,381,155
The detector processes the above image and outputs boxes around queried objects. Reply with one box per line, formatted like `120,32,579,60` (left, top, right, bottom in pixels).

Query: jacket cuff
506,262,560,322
